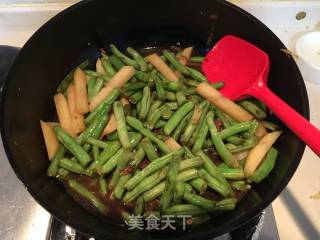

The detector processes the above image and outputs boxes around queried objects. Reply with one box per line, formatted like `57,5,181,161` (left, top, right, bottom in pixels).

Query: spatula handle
251,86,320,157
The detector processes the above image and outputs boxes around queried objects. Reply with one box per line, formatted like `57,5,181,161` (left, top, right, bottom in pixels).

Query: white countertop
0,1,319,239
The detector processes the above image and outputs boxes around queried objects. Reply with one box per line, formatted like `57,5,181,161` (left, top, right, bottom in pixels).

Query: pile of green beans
45,45,280,227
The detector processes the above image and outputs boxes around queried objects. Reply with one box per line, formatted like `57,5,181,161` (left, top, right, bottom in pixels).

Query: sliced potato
72,114,86,134
74,68,90,114
54,93,74,136
244,131,282,177
191,105,202,124
103,114,116,136
67,85,86,134
165,137,181,150
67,84,76,114
90,66,135,111
96,58,106,75
196,82,253,122
145,53,179,82
178,46,193,65
40,120,59,159
255,123,268,138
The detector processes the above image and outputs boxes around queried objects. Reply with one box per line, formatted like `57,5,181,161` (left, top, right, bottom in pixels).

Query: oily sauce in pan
61,155,248,223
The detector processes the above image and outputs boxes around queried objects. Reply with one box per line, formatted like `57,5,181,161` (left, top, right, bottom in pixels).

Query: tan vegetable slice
196,82,253,122
96,58,106,75
74,68,90,114
72,114,86,134
102,98,130,136
120,97,130,106
244,131,282,177
145,53,179,82
103,114,116,136
54,93,74,136
178,46,193,65
40,120,60,159
174,47,193,77
90,66,135,111
67,85,76,114
165,137,181,150
191,105,202,124
67,85,86,134
255,123,268,138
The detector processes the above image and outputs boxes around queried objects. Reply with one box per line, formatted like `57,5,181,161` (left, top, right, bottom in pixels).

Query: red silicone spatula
202,35,320,156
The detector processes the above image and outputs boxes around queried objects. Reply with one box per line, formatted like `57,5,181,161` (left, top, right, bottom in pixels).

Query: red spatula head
202,35,320,156
202,35,270,101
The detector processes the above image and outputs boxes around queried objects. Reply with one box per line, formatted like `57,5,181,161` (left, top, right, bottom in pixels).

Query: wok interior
1,0,308,239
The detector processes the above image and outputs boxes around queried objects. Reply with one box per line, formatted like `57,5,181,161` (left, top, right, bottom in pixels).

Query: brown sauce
201,190,223,202
62,173,134,222
232,189,248,201
204,148,222,166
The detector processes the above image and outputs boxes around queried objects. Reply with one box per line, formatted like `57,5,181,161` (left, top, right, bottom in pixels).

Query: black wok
0,0,309,239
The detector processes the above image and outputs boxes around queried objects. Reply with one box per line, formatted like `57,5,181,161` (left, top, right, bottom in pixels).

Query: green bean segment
59,158,89,175
84,88,120,125
68,180,108,214
190,56,205,63
124,166,169,203
199,169,231,197
101,54,117,76
219,121,252,139
88,141,122,172
87,78,97,102
207,111,237,167
239,100,267,119
101,134,142,175
126,116,171,153
127,47,147,71
110,44,139,68
139,86,151,120
54,127,92,167
109,55,125,70
250,147,278,183
140,137,159,161
189,178,207,193
183,191,215,210
47,146,66,177
160,157,180,212
99,176,108,195
165,204,207,216
124,149,183,191
164,102,194,135
113,101,131,149
163,50,190,76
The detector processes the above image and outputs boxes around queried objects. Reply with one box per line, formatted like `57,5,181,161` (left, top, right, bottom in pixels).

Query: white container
295,31,320,85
